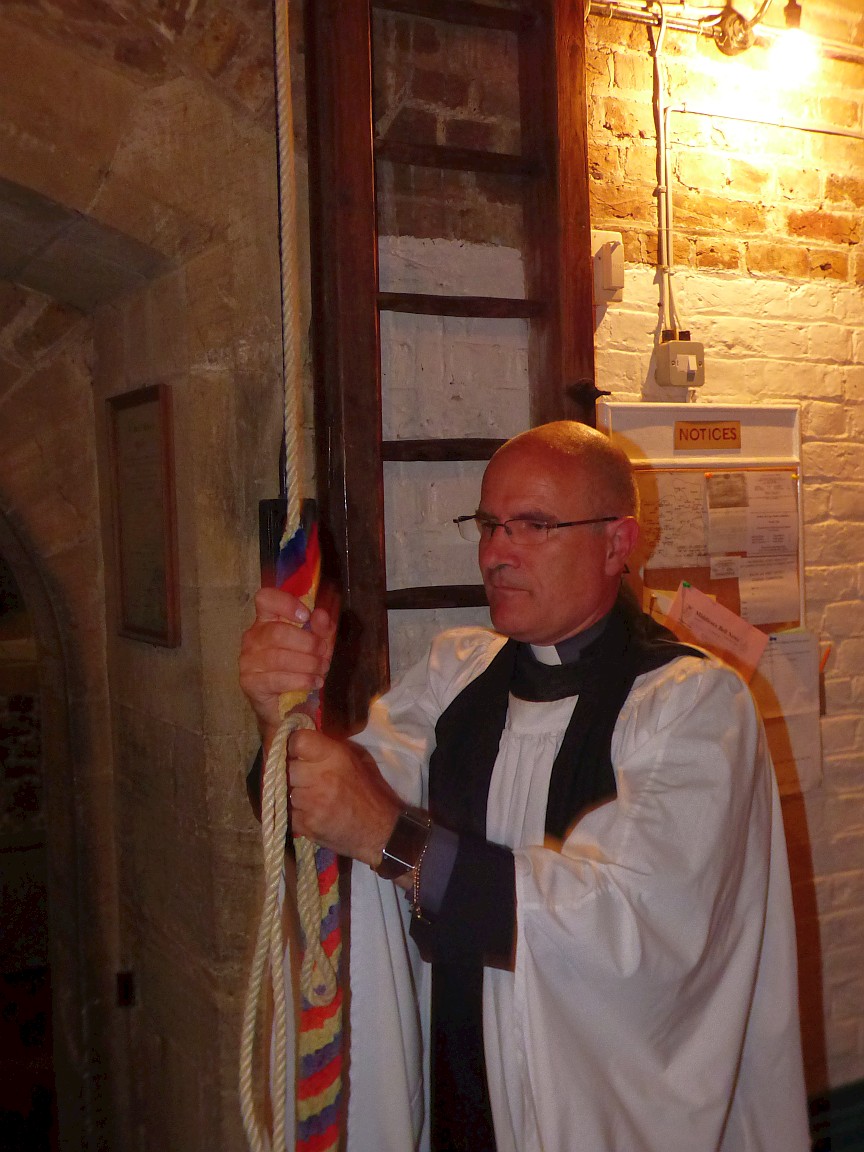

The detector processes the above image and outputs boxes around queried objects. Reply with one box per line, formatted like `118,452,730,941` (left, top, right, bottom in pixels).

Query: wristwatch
374,807,432,881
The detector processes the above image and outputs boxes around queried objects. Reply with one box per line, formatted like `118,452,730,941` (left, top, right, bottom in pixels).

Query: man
240,421,809,1152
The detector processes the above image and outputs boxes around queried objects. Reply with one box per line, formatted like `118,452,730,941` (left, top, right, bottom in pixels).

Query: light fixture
715,2,755,55
713,0,782,57
771,0,818,79
784,0,802,30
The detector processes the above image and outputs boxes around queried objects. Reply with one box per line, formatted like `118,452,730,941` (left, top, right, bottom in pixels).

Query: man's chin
488,598,532,640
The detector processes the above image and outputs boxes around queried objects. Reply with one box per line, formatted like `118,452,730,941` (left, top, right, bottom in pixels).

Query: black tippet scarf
423,588,702,1152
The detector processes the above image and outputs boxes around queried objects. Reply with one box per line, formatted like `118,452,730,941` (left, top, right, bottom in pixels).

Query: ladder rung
379,292,543,319
387,585,488,610
375,138,538,177
372,0,534,33
382,437,506,461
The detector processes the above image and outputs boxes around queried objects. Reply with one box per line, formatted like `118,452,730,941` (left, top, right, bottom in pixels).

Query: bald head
492,421,639,522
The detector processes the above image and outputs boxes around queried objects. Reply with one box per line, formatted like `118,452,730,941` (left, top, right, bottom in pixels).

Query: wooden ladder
304,0,595,730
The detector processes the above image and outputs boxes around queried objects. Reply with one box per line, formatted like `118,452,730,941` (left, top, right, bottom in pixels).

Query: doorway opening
0,555,55,1151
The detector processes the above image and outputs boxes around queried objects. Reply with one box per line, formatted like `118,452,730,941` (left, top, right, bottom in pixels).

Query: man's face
477,442,630,646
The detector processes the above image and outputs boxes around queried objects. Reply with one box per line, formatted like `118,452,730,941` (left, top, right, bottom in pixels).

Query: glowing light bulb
769,27,819,81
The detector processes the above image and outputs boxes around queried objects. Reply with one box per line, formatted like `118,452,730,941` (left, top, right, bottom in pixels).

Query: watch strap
375,807,432,880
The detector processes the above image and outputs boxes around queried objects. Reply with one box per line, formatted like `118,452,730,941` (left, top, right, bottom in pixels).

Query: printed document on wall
750,631,822,793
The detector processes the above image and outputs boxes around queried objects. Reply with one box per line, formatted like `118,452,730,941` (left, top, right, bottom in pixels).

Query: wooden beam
372,0,533,33
386,585,488,610
519,0,595,426
305,0,389,730
375,138,537,177
382,438,506,461
379,292,544,318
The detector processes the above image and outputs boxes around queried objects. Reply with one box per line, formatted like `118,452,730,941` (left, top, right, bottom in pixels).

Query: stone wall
0,4,293,1150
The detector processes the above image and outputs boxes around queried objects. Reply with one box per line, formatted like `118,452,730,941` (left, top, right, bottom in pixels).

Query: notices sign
674,420,741,452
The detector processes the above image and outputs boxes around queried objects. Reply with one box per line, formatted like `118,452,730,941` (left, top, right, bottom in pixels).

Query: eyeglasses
453,514,620,545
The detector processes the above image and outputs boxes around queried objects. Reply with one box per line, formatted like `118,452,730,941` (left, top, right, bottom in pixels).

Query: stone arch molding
0,174,173,312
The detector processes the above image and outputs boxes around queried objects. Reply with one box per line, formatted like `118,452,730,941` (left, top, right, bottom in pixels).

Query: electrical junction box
655,340,705,388
591,229,625,305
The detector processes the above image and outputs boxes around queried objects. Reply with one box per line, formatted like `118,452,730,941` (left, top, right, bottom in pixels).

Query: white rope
241,0,341,1147
274,0,303,541
239,713,297,1152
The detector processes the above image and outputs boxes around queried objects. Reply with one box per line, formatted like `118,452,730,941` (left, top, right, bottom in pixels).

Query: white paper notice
710,556,740,580
705,470,798,558
750,631,822,793
639,471,709,569
665,582,768,681
738,555,800,626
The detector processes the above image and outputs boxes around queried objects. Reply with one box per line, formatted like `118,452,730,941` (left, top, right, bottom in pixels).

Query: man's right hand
239,586,338,749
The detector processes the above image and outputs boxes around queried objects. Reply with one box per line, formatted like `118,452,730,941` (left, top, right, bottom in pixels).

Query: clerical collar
529,612,611,666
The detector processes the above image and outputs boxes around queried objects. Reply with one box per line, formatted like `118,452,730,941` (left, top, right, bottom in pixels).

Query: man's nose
480,526,518,568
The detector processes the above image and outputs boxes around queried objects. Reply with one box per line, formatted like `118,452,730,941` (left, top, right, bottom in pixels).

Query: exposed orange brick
746,241,810,279
818,96,862,129
675,190,766,234
622,144,658,185
727,159,770,198
807,248,850,280
672,234,690,267
621,230,651,264
590,18,648,52
776,165,821,203
600,97,654,142
854,249,864,286
585,47,611,83
814,133,863,171
613,52,653,92
640,230,659,266
826,174,864,209
787,209,861,246
588,144,623,183
694,238,740,270
676,151,728,194
589,183,654,224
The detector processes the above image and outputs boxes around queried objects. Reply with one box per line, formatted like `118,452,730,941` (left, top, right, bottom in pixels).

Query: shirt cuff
417,824,460,917
411,831,516,968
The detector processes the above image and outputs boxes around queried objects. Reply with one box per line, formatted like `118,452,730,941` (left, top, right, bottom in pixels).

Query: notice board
597,401,820,794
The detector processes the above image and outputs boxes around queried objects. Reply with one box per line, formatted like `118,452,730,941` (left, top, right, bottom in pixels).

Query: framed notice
107,384,180,646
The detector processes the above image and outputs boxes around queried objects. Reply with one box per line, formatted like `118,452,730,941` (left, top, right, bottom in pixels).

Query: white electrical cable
650,1,683,336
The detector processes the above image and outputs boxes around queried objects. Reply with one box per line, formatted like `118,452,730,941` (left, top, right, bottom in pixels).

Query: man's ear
605,516,640,576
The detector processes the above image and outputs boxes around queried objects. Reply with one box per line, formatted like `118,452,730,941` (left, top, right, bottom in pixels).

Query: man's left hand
287,727,403,869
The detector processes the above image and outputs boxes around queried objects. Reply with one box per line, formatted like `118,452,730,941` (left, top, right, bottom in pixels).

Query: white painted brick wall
595,261,864,1091
379,238,526,670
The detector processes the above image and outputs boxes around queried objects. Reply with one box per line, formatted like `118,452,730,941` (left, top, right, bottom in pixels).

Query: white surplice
337,627,810,1152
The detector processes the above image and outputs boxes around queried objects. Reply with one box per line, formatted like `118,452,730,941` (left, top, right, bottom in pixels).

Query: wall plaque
107,384,180,646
